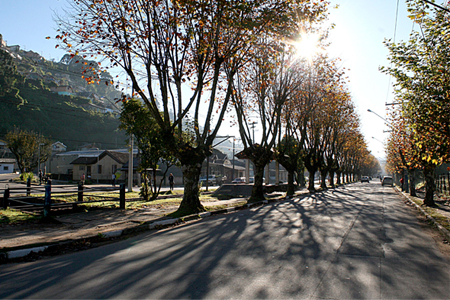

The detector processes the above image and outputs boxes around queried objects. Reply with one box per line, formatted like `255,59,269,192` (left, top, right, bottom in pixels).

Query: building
70,150,130,183
52,141,67,153
0,158,16,174
50,85,74,96
48,149,136,183
201,149,246,183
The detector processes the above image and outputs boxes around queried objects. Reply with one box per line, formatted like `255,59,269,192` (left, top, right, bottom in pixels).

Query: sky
0,0,417,160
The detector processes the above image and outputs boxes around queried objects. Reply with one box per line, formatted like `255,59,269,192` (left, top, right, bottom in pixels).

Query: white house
0,158,16,174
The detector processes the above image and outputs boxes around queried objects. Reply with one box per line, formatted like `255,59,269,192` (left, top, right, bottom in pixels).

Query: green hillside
0,48,127,150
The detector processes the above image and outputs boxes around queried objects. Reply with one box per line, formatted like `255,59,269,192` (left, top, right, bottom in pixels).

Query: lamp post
372,136,384,144
367,109,393,132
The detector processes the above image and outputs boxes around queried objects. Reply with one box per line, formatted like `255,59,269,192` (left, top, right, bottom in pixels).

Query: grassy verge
410,197,450,232
0,209,40,224
1,189,247,224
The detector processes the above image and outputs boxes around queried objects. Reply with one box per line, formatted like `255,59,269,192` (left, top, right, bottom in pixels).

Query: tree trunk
409,169,417,197
307,167,317,192
298,168,306,187
248,163,266,203
286,171,295,197
243,146,273,203
177,163,205,214
320,169,327,189
329,171,335,187
423,165,436,206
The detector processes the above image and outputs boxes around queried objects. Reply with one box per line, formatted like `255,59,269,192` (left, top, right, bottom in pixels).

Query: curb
395,187,450,242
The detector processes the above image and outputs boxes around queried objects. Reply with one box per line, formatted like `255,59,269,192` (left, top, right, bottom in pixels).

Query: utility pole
250,122,257,143
128,135,134,192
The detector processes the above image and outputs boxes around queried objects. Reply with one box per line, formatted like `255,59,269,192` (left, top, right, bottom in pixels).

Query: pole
2,188,9,209
232,138,235,181
128,135,134,192
120,183,126,209
43,180,52,218
97,148,99,184
205,156,210,191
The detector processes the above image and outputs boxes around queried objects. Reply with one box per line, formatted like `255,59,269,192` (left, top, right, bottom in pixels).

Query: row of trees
382,0,450,206
56,0,377,215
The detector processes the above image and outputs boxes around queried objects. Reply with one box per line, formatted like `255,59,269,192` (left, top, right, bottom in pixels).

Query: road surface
1,182,449,299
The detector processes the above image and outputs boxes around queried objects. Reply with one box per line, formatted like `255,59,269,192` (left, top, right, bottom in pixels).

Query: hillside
0,46,127,150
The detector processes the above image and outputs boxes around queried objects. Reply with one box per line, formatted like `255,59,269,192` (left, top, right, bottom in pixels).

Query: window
79,166,85,171
98,165,102,174
3,166,9,171
112,165,117,173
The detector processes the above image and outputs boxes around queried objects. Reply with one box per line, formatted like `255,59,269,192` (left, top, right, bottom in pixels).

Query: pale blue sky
0,0,417,159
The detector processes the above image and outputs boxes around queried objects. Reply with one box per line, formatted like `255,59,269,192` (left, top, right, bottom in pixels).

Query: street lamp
367,109,393,131
372,136,384,144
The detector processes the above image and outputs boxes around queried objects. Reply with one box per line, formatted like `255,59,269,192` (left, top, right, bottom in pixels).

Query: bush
19,172,34,182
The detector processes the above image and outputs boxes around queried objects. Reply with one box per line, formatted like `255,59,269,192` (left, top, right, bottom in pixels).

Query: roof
70,150,131,165
70,156,98,165
0,158,16,163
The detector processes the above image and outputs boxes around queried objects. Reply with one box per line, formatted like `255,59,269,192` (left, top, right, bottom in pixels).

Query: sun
292,33,322,61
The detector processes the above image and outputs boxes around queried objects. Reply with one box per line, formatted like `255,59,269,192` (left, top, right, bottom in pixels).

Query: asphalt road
1,182,449,299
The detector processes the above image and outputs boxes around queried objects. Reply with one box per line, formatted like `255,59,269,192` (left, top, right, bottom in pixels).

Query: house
26,72,43,81
201,149,245,183
22,50,43,61
50,85,74,96
70,150,131,183
6,45,20,52
0,34,7,49
0,158,16,174
0,139,14,158
52,141,67,153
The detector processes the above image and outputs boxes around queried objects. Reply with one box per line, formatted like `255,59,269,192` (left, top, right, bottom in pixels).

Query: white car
199,175,217,185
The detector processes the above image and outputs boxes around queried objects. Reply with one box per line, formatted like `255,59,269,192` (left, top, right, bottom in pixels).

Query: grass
0,208,40,224
2,188,250,224
410,197,450,232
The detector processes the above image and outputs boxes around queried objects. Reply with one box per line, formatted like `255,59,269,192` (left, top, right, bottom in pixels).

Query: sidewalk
0,197,250,254
395,186,450,242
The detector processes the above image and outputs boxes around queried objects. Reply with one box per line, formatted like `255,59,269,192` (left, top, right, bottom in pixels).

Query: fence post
448,173,450,196
120,183,126,209
78,183,83,202
27,177,31,196
43,180,52,217
2,188,9,209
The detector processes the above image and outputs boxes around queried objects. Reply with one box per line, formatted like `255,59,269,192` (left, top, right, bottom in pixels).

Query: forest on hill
0,48,128,150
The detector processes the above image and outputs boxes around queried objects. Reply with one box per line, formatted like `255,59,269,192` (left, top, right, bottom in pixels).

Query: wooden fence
1,180,127,215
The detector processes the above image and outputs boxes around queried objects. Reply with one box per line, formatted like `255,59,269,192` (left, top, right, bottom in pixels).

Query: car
382,176,394,186
231,177,246,184
199,175,217,185
361,176,370,183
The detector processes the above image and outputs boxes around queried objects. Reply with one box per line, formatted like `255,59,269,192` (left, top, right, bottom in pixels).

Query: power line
421,0,450,13
385,0,401,105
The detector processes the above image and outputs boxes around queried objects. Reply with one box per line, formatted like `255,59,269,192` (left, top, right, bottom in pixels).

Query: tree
119,99,178,200
232,44,307,202
385,111,418,197
56,0,329,214
0,49,25,105
382,0,450,205
5,128,51,174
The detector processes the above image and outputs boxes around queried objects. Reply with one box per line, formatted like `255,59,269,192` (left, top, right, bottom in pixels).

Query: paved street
1,182,449,299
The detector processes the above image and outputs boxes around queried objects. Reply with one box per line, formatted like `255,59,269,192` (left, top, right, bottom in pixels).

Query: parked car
199,175,217,185
361,176,370,183
231,177,246,184
382,176,394,186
